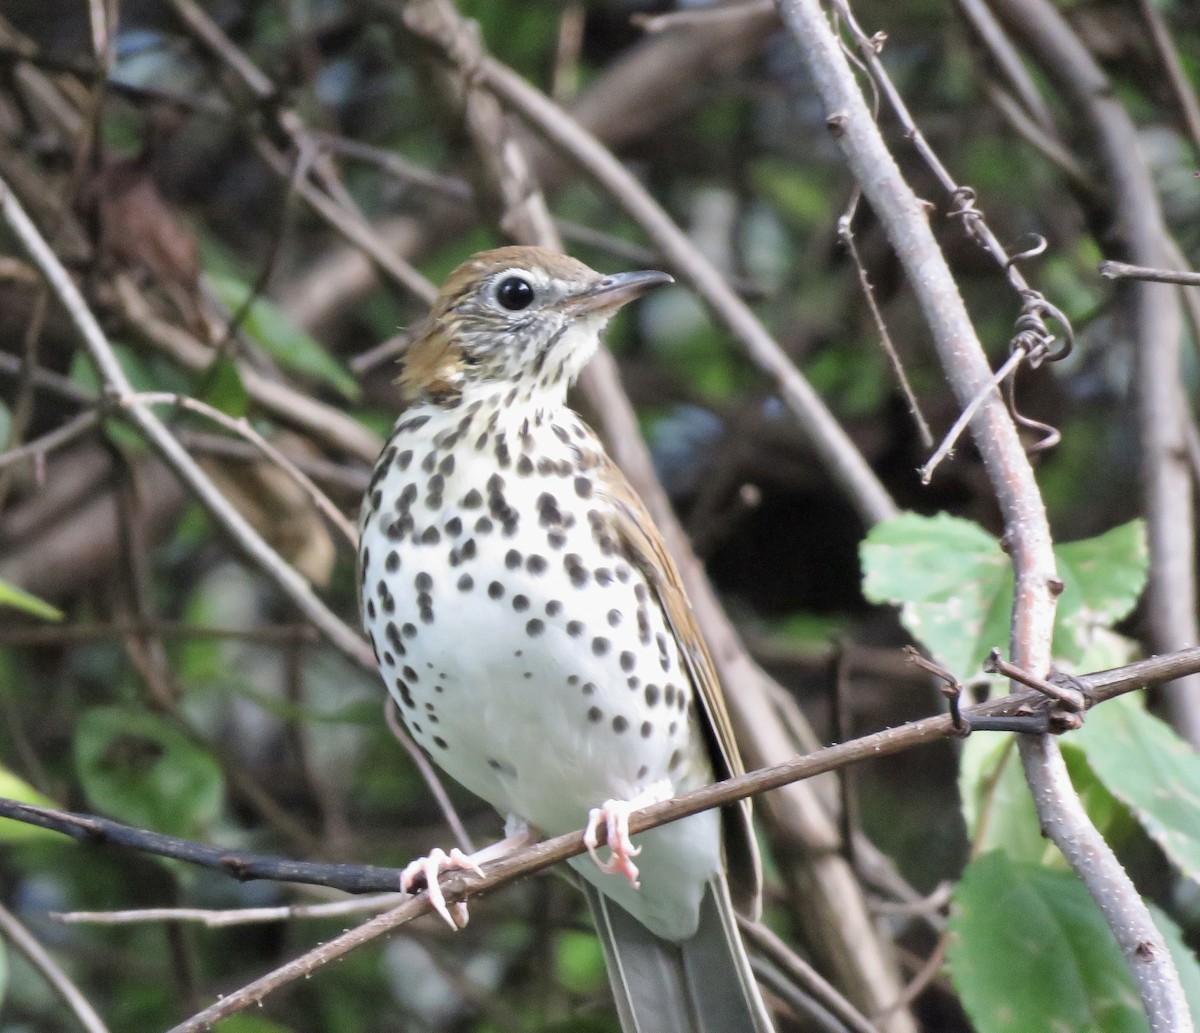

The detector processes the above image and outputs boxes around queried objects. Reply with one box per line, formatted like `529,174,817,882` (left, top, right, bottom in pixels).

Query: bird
358,245,772,1033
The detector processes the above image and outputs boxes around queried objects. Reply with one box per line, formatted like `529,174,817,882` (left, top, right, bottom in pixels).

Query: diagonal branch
0,175,373,670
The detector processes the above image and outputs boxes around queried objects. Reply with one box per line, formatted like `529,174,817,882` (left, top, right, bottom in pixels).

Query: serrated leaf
948,852,1147,1033
1054,522,1148,665
208,273,359,399
1071,694,1200,881
861,512,1011,680
0,767,60,843
75,707,223,839
200,354,249,418
861,515,1148,682
0,579,62,622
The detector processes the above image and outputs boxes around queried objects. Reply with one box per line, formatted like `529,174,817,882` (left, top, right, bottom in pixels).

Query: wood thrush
358,246,771,1032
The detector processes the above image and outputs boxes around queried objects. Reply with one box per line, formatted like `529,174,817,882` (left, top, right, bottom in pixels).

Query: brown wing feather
596,454,762,917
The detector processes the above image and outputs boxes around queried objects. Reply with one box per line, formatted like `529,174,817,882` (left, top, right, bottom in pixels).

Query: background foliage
1,0,1199,1031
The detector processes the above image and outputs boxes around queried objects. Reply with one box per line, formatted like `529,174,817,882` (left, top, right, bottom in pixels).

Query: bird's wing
597,453,762,915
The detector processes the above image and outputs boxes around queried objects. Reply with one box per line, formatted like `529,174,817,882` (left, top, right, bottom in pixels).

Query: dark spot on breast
640,722,653,739
382,651,394,665
664,684,676,707
512,594,529,612
637,609,652,644
582,682,596,695
420,607,434,623
607,609,621,627
396,680,415,707
402,665,418,682
567,620,584,637
516,455,533,476
669,749,682,770
421,527,440,545
574,476,593,498
385,551,400,573
366,599,376,619
526,618,545,637
475,516,494,534
462,488,482,508
587,706,603,723
620,651,637,672
402,623,417,638
547,529,567,549
439,454,455,475
546,599,563,617
594,568,613,586
489,581,504,599
505,549,521,569
398,484,418,509
526,554,548,575
421,451,437,473
645,684,660,707
458,574,473,591
397,450,413,470
445,516,462,537
433,736,448,749
612,716,628,734
592,637,610,656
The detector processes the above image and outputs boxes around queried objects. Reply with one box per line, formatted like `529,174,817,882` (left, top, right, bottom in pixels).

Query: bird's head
399,246,672,403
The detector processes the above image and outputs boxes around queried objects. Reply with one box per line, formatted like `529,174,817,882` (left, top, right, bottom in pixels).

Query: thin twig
0,903,110,1033
1098,261,1200,287
55,893,404,928
0,174,374,670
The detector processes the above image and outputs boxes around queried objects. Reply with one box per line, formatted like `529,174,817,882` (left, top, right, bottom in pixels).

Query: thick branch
771,1,1189,1030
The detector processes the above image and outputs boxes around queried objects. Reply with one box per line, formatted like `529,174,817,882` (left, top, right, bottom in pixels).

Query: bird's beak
567,270,674,315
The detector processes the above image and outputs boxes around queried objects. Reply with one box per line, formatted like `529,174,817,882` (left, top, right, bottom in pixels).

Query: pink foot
584,799,643,887
400,847,484,929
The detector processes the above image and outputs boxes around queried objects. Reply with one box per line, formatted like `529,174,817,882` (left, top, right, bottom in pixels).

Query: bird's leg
584,780,674,889
401,817,540,930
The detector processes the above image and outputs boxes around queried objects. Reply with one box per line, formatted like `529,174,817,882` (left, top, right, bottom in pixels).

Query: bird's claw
584,799,644,888
399,847,484,929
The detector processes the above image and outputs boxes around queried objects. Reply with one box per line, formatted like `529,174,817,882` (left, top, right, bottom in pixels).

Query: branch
3,642,1189,893
0,175,374,671
6,643,1192,1030
0,903,110,1033
771,1,1190,1030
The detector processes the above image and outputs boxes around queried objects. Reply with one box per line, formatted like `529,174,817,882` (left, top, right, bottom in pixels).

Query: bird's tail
583,876,774,1033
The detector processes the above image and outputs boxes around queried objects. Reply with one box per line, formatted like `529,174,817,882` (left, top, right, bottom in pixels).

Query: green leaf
0,767,60,843
948,852,1148,1033
75,707,224,839
199,354,249,418
1070,694,1200,881
1054,522,1148,666
0,579,62,622
208,273,359,400
861,512,1011,680
861,515,1148,681
959,733,1054,865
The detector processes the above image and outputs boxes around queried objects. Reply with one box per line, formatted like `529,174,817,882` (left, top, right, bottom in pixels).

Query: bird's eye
495,276,535,311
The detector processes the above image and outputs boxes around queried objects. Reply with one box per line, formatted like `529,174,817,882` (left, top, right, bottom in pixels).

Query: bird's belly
359,437,710,836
